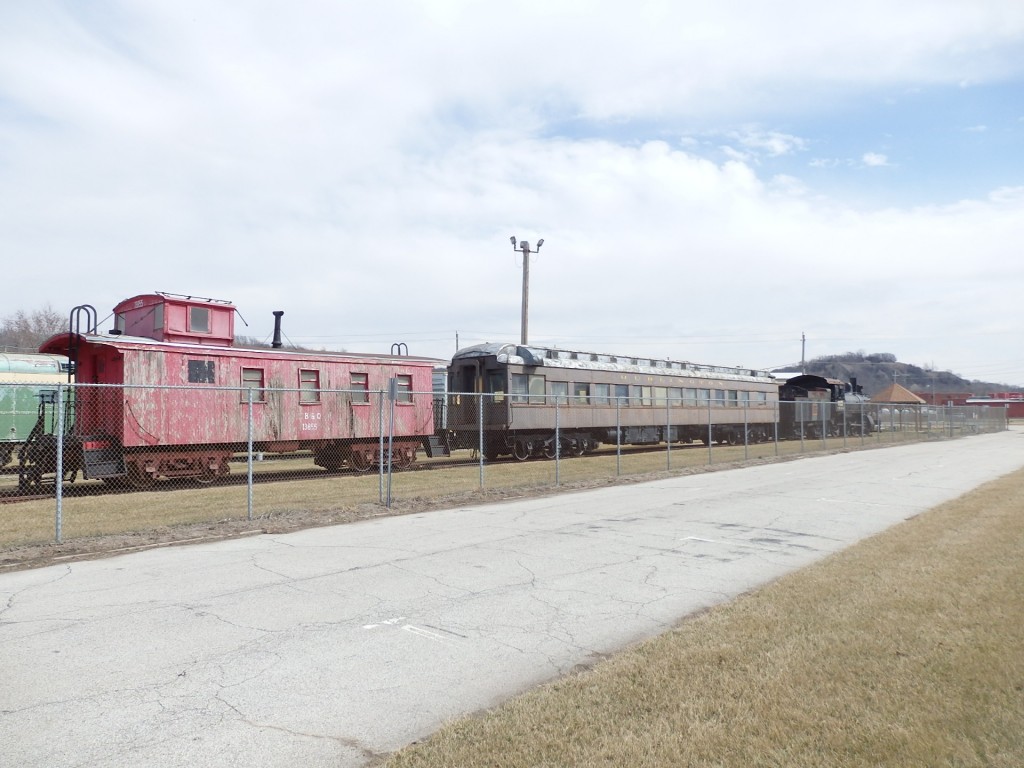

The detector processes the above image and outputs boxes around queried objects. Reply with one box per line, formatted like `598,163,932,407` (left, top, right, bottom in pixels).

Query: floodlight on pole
511,235,544,346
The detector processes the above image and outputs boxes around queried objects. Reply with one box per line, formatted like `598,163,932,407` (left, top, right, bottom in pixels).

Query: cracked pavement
2,430,1023,767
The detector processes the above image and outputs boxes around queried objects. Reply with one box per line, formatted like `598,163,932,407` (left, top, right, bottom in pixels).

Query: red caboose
38,293,440,487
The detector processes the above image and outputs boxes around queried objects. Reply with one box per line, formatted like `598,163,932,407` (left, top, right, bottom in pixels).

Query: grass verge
384,468,1024,768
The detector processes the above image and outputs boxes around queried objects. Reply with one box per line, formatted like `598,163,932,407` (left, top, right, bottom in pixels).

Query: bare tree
0,306,66,352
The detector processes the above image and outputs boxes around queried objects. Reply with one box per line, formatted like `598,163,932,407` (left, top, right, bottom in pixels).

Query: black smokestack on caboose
272,311,284,349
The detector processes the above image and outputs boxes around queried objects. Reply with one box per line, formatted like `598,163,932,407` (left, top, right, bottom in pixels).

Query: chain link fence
0,381,1009,548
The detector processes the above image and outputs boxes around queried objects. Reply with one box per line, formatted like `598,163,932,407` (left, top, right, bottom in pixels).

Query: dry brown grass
384,468,1024,768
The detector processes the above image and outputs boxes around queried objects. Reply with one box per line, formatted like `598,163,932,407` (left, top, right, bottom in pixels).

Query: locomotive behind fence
777,374,876,439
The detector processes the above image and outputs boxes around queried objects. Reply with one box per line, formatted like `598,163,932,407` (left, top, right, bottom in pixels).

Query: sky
2,1,1023,388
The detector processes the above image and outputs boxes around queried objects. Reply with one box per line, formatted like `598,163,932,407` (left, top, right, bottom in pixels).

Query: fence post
378,392,385,503
615,396,621,476
794,405,802,454
743,401,749,461
666,398,672,471
554,396,561,486
478,393,484,490
55,383,65,544
247,387,254,521
387,380,396,508
707,397,713,465
774,401,779,456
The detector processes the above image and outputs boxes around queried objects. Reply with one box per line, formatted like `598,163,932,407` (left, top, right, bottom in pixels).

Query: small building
869,383,926,404
913,391,973,407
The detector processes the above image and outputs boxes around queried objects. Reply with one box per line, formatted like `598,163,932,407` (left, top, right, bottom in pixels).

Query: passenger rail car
24,293,439,488
0,352,72,467
445,343,779,460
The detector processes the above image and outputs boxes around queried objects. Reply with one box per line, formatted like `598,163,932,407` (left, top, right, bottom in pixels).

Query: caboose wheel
126,465,156,489
512,441,531,461
193,466,219,485
349,451,372,472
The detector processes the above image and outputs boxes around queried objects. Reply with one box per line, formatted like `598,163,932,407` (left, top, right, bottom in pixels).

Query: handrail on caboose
67,304,97,383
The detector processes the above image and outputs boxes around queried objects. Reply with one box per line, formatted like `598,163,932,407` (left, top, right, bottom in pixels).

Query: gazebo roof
870,383,927,404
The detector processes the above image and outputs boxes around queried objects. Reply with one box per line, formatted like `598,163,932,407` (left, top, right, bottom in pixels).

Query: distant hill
773,352,1023,399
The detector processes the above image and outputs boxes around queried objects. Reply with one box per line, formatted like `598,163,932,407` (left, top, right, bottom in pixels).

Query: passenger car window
528,375,546,405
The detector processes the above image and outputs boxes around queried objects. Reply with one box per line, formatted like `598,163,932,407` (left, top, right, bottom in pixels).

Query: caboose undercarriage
16,432,425,491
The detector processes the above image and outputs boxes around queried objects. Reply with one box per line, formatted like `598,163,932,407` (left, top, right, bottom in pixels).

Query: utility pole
510,236,544,345
800,332,806,374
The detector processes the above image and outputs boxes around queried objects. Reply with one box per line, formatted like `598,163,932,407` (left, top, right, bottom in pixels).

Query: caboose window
394,375,413,403
300,370,320,403
241,367,265,402
574,383,590,405
189,306,210,334
188,359,216,384
593,383,610,405
350,372,369,403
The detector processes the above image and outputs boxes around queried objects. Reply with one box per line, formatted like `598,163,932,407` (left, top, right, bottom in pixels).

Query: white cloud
0,2,1023,384
729,128,808,157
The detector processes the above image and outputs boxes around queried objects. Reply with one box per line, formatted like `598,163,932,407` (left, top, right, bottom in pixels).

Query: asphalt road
2,430,1022,767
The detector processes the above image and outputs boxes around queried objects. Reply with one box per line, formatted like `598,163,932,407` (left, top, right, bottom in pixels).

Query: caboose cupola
112,292,235,345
